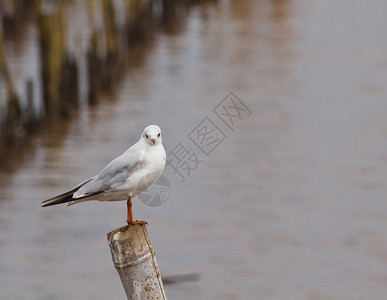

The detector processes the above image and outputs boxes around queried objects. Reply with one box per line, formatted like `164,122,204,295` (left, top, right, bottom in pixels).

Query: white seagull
42,125,166,225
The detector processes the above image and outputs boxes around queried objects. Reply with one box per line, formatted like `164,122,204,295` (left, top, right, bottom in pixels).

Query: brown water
1,0,387,299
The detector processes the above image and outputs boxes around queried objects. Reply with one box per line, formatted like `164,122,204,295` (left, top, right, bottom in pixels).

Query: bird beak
151,138,156,144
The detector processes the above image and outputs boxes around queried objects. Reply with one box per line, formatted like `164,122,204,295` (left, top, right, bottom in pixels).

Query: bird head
142,125,162,146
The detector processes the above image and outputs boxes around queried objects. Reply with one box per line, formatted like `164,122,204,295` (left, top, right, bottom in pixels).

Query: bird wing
72,147,144,199
42,142,146,207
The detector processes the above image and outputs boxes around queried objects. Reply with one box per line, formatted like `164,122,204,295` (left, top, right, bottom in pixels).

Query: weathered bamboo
107,224,167,300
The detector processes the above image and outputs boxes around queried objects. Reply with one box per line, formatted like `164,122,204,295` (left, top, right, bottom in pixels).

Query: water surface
1,1,387,299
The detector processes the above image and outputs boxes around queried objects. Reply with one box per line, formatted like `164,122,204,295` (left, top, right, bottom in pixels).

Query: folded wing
42,148,143,207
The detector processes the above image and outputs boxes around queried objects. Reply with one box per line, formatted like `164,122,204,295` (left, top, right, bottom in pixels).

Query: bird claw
127,220,148,225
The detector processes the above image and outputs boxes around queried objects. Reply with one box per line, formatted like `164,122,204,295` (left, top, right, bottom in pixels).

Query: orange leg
126,196,147,225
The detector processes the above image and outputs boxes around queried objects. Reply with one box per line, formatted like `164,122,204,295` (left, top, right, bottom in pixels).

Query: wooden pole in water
107,224,167,300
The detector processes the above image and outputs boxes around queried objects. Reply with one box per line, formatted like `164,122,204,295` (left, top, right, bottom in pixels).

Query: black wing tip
41,199,52,206
41,194,75,207
41,201,59,207
41,199,73,207
41,178,94,208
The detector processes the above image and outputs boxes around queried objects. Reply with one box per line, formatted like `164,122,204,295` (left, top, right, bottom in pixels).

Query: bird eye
158,133,160,137
145,134,148,139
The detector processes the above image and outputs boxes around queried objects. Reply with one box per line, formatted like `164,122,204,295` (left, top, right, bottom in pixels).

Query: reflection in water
0,0,218,174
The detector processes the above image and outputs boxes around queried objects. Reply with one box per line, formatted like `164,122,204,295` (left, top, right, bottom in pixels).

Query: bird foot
126,220,148,225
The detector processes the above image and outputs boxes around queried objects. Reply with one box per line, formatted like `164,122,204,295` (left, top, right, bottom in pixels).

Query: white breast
126,144,166,197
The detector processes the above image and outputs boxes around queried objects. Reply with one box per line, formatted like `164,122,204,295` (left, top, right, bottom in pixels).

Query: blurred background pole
107,224,167,300
0,31,17,100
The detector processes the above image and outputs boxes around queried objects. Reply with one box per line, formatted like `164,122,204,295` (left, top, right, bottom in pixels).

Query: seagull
42,125,166,225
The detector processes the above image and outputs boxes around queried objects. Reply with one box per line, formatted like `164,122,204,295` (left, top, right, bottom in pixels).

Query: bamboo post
107,224,167,300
